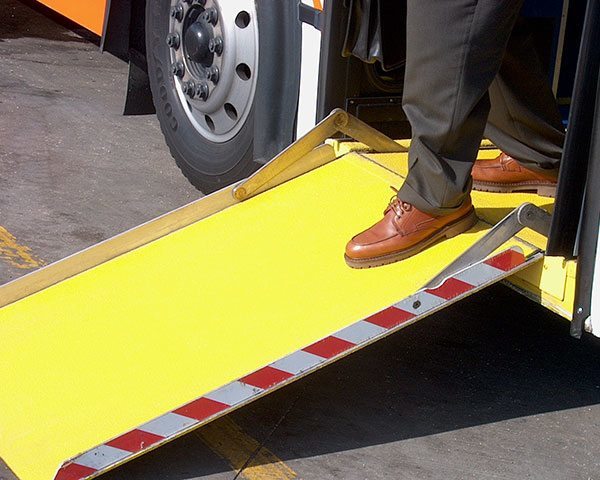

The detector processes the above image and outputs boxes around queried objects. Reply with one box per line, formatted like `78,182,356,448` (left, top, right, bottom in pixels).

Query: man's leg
345,0,523,268
484,18,565,176
398,0,523,216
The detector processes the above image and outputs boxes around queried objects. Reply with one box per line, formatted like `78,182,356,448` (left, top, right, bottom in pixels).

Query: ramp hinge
423,203,552,289
233,109,407,201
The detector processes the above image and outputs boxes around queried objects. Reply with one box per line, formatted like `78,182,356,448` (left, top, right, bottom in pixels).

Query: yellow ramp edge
0,153,539,480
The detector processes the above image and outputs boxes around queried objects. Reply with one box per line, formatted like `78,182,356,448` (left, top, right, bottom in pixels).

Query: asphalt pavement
1,2,600,479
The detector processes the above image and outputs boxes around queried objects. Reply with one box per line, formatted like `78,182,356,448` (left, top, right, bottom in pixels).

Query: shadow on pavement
105,284,600,479
0,0,98,44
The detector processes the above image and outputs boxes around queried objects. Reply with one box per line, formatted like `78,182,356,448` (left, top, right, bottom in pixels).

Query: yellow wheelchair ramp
0,115,545,480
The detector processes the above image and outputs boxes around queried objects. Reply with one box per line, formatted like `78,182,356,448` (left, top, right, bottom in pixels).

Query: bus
25,0,600,339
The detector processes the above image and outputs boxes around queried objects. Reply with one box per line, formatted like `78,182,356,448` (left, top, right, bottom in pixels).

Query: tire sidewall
145,0,258,192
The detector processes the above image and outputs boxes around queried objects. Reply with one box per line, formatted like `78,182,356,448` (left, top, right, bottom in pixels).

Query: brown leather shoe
345,196,478,269
472,153,557,197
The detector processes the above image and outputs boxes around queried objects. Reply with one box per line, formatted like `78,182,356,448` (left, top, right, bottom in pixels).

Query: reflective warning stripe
54,247,529,480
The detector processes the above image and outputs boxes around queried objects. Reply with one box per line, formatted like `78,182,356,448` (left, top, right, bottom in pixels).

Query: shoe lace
386,186,412,216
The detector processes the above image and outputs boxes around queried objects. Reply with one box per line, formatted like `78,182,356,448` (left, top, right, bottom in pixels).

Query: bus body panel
25,0,598,338
36,0,107,35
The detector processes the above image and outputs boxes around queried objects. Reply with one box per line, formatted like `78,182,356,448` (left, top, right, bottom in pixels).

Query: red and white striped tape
55,247,531,480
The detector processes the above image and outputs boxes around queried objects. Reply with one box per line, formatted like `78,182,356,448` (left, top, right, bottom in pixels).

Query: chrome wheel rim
168,0,259,143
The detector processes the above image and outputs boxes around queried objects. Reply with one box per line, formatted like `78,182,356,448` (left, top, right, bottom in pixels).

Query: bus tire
145,0,261,193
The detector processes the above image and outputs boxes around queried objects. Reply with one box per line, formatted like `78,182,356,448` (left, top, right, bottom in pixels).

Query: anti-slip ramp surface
0,152,543,480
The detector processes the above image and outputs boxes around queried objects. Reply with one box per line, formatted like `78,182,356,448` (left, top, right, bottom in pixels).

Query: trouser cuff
397,180,470,217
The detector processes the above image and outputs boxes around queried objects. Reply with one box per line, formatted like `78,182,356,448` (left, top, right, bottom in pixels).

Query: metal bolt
182,81,197,98
207,66,220,84
202,7,218,25
234,187,247,200
166,33,180,49
195,82,210,100
171,61,185,77
577,307,584,315
170,4,184,21
334,111,348,128
208,36,223,55
412,300,421,309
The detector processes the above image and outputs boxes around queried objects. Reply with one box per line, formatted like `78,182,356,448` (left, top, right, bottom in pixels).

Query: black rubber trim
570,74,600,338
100,0,131,60
547,0,600,258
298,3,323,31
101,0,154,115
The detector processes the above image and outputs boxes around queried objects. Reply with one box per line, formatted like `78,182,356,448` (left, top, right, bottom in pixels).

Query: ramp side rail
0,110,402,309
233,108,406,201
424,203,552,289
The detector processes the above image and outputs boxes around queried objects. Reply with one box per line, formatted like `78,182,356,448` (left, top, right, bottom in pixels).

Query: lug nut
195,82,210,101
171,61,185,77
182,81,197,98
170,4,184,21
166,33,180,49
208,36,223,55
201,7,218,25
207,66,220,84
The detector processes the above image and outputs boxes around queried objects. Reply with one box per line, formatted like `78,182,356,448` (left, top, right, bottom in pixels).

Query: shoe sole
344,208,479,269
473,181,556,198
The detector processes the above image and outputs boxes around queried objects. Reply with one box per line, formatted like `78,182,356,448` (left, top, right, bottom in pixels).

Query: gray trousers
398,0,565,215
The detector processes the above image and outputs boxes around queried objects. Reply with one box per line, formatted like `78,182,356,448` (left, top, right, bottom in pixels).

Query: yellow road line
197,416,296,480
0,226,44,270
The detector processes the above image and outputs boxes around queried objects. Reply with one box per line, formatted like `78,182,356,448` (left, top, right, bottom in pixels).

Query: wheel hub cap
184,18,214,67
167,0,259,143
